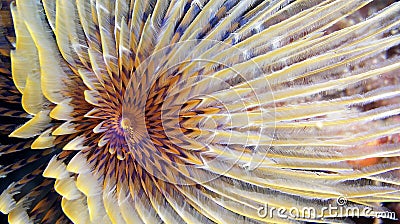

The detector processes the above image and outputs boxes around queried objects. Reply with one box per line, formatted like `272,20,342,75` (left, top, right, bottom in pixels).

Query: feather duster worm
0,0,400,223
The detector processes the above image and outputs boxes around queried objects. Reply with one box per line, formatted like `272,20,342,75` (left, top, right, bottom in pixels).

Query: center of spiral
120,118,132,130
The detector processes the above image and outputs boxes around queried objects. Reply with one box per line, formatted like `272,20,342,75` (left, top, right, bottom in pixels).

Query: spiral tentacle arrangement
1,0,400,223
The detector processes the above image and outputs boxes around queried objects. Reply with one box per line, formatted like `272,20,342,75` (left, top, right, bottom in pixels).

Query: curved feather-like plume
1,0,400,223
